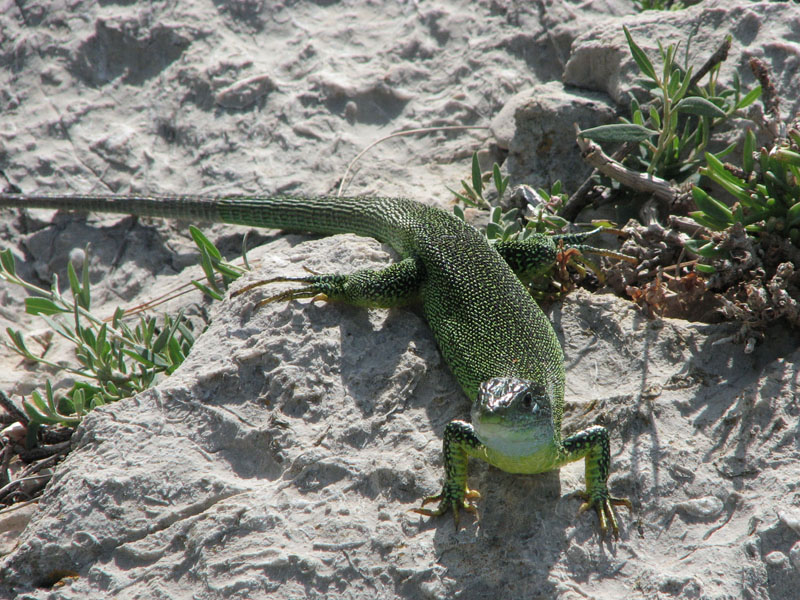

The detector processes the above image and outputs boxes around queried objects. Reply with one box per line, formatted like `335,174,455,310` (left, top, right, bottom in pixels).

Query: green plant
580,27,761,185
689,126,800,248
450,151,506,212
451,152,572,242
449,153,635,300
632,0,686,11
190,225,250,300
0,230,248,431
0,248,195,429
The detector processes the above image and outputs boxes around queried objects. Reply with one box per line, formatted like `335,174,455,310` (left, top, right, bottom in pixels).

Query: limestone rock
491,81,617,192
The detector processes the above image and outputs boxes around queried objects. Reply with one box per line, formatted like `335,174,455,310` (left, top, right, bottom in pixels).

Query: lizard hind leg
232,274,334,307
553,228,637,264
234,256,425,310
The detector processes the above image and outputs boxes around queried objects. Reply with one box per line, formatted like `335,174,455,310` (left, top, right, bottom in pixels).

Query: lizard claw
411,487,481,529
233,275,325,308
232,275,314,297
576,491,632,540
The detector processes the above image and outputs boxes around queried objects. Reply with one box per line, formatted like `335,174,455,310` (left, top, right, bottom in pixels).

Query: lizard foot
410,487,480,529
232,276,329,307
576,490,632,540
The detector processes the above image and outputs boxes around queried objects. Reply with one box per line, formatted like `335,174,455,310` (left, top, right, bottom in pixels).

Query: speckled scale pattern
0,192,566,419
0,193,565,413
442,420,485,495
0,192,626,534
562,425,611,498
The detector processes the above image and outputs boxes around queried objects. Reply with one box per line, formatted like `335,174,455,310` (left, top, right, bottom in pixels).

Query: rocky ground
1,1,799,598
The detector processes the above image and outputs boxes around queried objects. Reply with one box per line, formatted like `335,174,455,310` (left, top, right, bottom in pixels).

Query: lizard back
0,193,566,419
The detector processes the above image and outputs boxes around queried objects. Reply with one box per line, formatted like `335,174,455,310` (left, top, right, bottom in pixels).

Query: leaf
675,97,727,119
461,180,484,205
0,249,17,277
673,65,693,102
542,214,569,229
213,262,245,279
122,347,155,368
178,322,194,348
471,152,483,199
715,141,737,160
492,164,508,200
452,204,465,221
29,389,53,419
67,260,81,305
691,186,733,225
197,248,221,294
486,222,503,240
24,395,64,426
668,67,681,97
737,85,762,109
624,26,657,83
775,148,800,167
668,109,679,133
25,296,69,316
96,323,108,356
501,209,519,224
684,239,726,258
72,388,86,417
648,105,661,129
45,380,57,414
743,129,756,173
503,221,521,237
6,328,36,360
67,261,89,310
40,314,78,343
191,280,224,301
447,186,479,208
590,220,617,229
701,153,752,204
578,123,658,143
80,251,91,309
189,226,222,260
694,264,716,274
787,202,800,228
688,211,731,232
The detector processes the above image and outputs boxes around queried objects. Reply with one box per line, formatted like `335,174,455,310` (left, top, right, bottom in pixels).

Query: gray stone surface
491,81,617,192
3,233,799,599
564,0,800,120
1,1,800,599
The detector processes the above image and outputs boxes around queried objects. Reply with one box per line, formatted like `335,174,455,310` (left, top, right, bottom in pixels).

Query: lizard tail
0,193,422,247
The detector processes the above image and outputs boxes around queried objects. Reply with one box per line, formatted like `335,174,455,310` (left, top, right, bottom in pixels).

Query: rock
564,0,800,120
3,1,800,599
0,502,38,558
491,81,616,192
2,232,800,598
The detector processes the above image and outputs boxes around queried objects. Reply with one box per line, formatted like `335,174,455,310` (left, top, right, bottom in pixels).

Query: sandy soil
1,1,799,599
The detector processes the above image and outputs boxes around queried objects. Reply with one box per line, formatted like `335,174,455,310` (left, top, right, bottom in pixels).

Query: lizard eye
521,392,534,409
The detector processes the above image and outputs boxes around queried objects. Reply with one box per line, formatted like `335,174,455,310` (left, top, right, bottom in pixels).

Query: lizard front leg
412,420,486,528
561,425,631,539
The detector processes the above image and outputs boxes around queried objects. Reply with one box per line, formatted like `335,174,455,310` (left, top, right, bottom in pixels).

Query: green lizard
0,192,631,537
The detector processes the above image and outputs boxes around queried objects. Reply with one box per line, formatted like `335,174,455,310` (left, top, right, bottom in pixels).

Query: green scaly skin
0,192,631,537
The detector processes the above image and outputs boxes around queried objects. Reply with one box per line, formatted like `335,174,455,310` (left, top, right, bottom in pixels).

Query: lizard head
471,377,555,450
